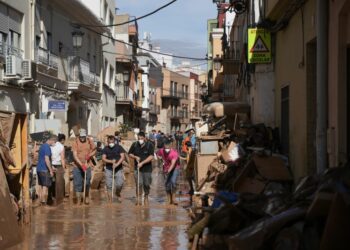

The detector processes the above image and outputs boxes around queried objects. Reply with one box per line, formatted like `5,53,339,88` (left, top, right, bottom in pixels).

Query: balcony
168,110,180,120
0,42,24,78
162,89,182,106
0,42,23,59
190,111,201,121
162,89,182,99
68,56,99,87
35,47,59,69
116,84,133,104
149,104,157,115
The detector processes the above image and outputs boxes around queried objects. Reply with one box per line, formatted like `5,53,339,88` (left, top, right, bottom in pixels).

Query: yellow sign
248,28,271,64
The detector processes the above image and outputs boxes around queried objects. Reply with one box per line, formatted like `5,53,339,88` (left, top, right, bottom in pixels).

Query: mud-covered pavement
13,167,191,250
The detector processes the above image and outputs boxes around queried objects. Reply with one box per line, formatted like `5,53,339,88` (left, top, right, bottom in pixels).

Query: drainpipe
316,0,328,173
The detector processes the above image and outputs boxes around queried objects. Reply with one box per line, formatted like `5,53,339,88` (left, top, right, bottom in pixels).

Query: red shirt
157,148,180,172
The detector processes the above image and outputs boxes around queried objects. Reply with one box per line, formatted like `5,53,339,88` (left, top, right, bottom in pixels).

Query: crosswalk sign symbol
248,28,272,63
250,36,269,53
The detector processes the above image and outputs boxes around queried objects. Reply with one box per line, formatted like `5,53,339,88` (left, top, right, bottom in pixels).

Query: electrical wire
79,0,178,28
85,26,208,61
104,50,207,69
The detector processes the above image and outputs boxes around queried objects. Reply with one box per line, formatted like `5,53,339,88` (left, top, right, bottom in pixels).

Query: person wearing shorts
37,134,57,205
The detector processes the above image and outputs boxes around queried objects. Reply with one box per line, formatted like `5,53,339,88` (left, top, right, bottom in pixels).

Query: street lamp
72,29,84,49
201,83,208,96
214,55,222,73
123,71,130,83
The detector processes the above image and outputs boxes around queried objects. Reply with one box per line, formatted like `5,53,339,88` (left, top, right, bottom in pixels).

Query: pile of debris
188,143,350,249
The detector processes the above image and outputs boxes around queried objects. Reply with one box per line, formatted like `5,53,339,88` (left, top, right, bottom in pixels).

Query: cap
79,129,87,137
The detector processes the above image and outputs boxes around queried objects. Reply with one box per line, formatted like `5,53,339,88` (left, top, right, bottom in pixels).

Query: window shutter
0,3,9,34
9,8,21,34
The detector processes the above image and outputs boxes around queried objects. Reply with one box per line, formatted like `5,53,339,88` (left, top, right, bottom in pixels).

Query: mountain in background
153,38,207,66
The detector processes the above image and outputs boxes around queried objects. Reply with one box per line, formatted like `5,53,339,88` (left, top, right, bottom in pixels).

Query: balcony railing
116,84,133,103
169,110,179,119
68,56,99,86
162,89,182,99
150,104,157,114
35,47,58,69
0,42,23,59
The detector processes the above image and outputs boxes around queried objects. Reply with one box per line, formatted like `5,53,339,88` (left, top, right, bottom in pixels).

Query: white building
0,0,118,137
139,32,174,69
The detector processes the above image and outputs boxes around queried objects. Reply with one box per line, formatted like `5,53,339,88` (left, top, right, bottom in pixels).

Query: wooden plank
0,112,15,146
8,116,21,174
195,155,216,187
21,114,31,223
0,161,21,249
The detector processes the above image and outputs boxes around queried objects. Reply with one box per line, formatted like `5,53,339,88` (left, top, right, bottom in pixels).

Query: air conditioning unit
5,55,21,77
22,60,32,79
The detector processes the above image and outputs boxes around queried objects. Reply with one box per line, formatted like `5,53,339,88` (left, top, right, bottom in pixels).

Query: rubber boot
166,193,172,205
144,195,149,206
171,193,178,206
115,189,122,203
107,192,112,203
135,191,141,206
76,192,83,205
84,190,90,205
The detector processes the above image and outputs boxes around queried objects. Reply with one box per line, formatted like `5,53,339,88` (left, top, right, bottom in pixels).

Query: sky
115,0,217,60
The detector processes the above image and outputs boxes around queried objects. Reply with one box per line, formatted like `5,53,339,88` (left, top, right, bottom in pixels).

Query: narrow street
13,168,190,250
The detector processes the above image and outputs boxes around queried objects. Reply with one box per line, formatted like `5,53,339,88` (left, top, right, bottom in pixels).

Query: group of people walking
35,127,196,206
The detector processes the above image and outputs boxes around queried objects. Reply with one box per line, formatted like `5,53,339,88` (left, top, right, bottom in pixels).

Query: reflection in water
12,167,190,250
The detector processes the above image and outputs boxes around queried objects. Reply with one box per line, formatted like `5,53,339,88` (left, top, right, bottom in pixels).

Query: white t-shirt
51,142,64,165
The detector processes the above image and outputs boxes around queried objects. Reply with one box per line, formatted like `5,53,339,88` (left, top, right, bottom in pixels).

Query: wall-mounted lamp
213,54,222,73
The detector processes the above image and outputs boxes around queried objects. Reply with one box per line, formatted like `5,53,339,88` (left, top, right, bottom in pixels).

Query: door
281,86,289,156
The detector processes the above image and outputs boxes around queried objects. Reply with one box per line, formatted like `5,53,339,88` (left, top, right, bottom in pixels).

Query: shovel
137,161,140,204
83,156,89,205
111,165,115,203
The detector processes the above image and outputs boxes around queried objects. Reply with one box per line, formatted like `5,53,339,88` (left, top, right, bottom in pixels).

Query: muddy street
13,168,190,250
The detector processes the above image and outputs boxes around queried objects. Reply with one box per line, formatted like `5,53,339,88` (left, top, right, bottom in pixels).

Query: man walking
102,135,125,203
128,131,154,206
37,134,57,205
72,129,96,205
50,133,66,201
157,139,180,205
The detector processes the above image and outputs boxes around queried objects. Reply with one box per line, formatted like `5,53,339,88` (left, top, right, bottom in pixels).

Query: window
9,30,20,49
0,32,7,55
92,55,96,73
47,32,52,52
104,59,108,84
185,86,188,98
109,65,114,86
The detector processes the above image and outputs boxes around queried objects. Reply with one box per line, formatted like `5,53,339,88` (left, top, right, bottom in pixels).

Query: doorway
281,86,289,156
306,41,317,174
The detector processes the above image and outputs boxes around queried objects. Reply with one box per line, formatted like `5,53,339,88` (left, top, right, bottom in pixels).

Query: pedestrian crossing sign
248,28,271,64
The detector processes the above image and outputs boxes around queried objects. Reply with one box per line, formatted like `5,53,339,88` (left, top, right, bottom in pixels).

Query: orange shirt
72,138,95,165
181,136,190,153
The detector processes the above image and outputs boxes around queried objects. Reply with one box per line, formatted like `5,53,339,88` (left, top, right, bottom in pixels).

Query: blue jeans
73,167,91,193
164,168,179,194
105,168,124,195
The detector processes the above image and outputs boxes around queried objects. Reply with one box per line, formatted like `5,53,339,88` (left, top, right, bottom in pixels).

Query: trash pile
188,138,350,250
